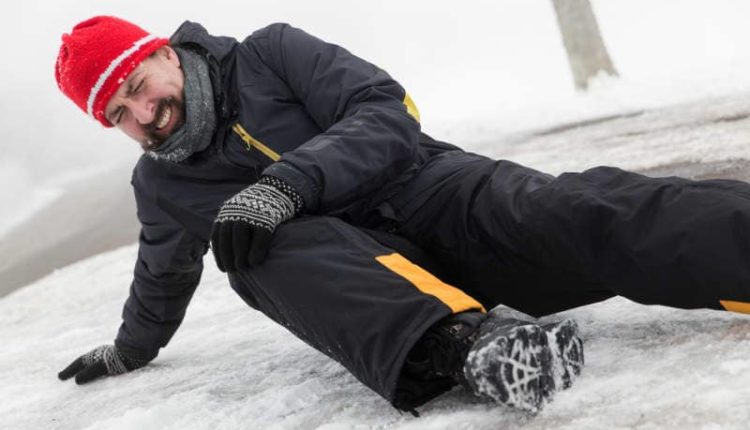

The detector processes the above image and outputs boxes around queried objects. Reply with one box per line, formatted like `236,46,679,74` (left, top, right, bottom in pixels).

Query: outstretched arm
58,166,207,383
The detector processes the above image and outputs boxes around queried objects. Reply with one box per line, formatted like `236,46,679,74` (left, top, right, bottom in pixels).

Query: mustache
141,97,184,151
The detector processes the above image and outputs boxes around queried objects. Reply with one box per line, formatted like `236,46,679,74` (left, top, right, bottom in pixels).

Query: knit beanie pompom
55,16,169,127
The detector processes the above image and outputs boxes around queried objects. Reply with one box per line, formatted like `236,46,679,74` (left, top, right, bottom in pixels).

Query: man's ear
157,45,180,67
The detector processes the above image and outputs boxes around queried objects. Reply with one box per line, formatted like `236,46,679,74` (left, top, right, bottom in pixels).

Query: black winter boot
402,311,584,412
462,317,584,412
542,319,584,390
402,311,487,383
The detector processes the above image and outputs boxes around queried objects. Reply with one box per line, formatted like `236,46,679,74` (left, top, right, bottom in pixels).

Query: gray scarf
147,47,217,163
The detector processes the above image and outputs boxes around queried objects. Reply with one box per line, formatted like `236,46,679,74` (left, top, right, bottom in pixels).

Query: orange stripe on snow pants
376,253,486,314
720,300,750,314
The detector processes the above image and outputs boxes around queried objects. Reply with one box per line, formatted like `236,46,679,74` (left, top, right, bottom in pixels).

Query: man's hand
58,345,151,384
211,176,303,271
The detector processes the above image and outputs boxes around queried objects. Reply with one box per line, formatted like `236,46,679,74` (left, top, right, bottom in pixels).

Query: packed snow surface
3,247,750,429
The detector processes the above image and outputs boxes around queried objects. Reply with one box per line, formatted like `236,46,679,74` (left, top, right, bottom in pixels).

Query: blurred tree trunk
552,0,618,90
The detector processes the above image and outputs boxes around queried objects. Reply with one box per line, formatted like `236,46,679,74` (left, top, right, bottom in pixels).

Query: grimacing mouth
142,97,185,151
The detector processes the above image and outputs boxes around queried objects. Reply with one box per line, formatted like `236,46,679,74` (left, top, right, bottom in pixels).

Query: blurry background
2,0,750,294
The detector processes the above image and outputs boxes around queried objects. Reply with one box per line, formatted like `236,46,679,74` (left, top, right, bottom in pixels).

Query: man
54,16,750,414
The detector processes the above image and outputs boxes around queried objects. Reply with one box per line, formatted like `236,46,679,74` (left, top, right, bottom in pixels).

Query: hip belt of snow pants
227,216,484,410
384,150,750,317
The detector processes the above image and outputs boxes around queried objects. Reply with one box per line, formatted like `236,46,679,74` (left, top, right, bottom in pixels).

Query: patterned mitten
211,175,303,271
58,345,151,384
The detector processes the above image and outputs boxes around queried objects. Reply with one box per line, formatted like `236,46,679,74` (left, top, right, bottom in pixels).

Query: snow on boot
543,319,584,390
403,311,584,413
463,319,555,412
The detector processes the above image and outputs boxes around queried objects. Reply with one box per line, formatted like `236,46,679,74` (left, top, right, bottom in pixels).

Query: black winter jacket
115,21,458,358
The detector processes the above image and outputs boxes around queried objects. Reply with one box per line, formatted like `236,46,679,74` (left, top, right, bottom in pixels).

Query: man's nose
127,97,155,125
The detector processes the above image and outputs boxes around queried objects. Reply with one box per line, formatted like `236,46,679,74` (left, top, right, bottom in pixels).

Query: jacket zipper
232,123,281,162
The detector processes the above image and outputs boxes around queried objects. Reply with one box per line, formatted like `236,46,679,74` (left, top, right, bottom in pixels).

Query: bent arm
247,23,421,213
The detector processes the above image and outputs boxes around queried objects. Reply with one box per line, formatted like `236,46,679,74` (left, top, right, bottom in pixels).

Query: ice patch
719,359,750,375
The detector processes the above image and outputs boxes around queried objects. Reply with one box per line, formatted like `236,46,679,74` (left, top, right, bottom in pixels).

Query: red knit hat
55,16,169,127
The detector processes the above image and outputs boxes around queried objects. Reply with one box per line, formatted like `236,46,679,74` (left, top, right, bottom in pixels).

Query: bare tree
552,0,618,90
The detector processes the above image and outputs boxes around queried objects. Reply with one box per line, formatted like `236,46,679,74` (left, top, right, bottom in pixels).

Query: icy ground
4,92,750,429
4,244,750,430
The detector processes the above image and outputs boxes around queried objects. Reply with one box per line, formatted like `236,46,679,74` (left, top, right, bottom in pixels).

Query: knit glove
58,345,151,384
211,176,303,272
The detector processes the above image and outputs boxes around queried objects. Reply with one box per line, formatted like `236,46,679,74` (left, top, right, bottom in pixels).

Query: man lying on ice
54,16,750,414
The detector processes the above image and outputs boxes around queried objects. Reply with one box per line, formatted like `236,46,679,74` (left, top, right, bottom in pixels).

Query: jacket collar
169,21,238,120
169,21,237,62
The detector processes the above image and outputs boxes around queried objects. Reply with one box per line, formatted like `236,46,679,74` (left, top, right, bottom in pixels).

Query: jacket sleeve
249,23,421,213
114,175,207,359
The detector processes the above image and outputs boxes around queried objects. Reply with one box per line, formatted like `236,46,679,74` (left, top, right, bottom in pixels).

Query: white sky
3,0,750,180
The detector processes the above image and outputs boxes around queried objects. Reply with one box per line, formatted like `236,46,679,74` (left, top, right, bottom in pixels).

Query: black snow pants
227,216,485,410
384,150,750,317
228,150,750,410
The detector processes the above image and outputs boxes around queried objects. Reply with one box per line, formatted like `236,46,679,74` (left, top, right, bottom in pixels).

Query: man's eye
110,107,124,125
132,79,145,94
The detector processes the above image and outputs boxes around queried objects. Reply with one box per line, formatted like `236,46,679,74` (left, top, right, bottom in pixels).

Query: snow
4,247,750,429
4,0,750,428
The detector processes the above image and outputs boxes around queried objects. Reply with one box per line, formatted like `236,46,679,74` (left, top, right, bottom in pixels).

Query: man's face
104,46,185,151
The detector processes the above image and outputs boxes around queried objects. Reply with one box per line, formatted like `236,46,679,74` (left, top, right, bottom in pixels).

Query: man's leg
227,216,483,410
524,165,750,313
362,227,584,410
228,216,582,412
386,150,750,316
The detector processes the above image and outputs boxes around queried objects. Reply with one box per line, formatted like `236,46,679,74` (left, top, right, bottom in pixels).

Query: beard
142,96,185,151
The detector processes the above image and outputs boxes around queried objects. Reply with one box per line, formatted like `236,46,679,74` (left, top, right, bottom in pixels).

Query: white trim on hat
86,34,158,119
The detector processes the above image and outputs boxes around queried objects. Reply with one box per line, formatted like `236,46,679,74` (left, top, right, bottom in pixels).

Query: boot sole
543,319,584,390
464,324,554,412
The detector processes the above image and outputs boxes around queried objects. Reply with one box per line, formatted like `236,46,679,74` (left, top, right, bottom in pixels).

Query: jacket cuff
262,161,319,213
114,339,159,363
